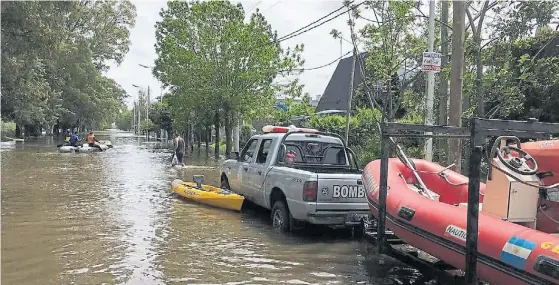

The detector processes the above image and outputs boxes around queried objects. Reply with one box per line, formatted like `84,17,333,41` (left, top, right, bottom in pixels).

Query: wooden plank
384,122,469,135
384,133,470,139
477,129,553,139
474,118,559,134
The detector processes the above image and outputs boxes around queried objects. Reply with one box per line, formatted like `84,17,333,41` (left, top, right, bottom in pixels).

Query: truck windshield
284,140,347,165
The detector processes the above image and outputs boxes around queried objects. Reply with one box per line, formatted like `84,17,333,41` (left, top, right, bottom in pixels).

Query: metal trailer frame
375,117,559,284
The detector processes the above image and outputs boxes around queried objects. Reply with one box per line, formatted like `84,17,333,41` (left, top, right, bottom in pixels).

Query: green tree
154,0,304,156
115,108,133,131
149,101,173,137
1,1,136,136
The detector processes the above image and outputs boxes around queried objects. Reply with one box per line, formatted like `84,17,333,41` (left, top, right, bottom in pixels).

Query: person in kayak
87,132,103,151
69,131,80,147
173,133,186,166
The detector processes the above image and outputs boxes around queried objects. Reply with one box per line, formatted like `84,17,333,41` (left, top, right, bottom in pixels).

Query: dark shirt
176,137,186,154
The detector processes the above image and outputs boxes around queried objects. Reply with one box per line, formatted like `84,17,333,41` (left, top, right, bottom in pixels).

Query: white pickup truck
220,125,371,232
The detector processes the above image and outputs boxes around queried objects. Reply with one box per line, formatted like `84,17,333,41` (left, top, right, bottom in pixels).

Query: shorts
176,152,185,164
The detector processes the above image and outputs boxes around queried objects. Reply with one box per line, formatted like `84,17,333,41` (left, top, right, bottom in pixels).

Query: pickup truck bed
220,130,371,232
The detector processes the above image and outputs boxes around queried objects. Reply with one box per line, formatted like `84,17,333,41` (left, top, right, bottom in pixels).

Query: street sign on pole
421,51,442,72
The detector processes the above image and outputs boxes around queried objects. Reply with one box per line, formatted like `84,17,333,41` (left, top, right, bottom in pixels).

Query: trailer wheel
271,200,290,232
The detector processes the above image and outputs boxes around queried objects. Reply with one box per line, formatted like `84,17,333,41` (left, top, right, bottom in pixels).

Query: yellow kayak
171,179,244,211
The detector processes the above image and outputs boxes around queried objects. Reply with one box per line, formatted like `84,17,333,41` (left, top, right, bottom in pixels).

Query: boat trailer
365,117,559,285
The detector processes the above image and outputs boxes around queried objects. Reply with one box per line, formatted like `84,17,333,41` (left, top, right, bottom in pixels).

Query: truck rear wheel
271,200,290,232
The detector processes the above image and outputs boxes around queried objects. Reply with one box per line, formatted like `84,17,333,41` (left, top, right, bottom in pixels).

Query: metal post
138,97,141,135
424,0,436,161
160,87,164,139
233,113,240,152
345,48,356,144
465,120,482,285
377,127,390,254
133,101,137,134
132,102,135,134
147,86,150,120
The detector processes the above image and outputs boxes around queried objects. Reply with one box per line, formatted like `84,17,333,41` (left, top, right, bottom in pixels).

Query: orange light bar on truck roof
262,125,319,134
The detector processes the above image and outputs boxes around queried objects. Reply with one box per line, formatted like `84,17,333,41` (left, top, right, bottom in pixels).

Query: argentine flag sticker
500,236,536,269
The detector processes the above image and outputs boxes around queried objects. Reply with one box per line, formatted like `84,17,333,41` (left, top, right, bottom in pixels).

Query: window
240,139,259,163
282,141,347,165
256,139,273,164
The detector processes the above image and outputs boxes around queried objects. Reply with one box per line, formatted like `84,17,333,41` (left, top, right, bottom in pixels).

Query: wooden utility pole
345,48,356,144
448,0,466,172
438,1,450,162
424,0,436,161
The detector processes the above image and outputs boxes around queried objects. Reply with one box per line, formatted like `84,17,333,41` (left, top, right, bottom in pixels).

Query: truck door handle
257,170,262,175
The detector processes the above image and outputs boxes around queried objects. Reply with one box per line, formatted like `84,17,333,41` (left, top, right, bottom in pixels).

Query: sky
105,0,376,108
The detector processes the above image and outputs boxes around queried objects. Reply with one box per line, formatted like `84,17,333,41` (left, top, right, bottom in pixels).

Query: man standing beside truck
173,133,186,166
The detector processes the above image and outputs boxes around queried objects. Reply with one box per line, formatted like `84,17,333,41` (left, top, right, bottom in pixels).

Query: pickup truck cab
220,125,371,232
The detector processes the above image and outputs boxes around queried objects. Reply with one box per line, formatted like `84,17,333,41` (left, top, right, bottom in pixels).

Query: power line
278,51,352,73
276,0,355,42
261,0,282,14
276,1,367,44
246,1,262,14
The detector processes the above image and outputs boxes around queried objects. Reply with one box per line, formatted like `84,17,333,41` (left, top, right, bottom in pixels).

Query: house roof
316,52,419,112
315,53,367,112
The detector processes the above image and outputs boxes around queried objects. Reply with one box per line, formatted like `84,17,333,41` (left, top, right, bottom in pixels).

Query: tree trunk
189,123,194,154
224,110,232,156
15,124,22,138
448,0,466,172
214,112,220,158
197,127,201,156
53,120,60,136
205,125,210,157
437,0,450,162
466,1,490,117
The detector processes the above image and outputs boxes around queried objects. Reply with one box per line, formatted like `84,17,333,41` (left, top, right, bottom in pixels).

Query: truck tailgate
315,173,369,211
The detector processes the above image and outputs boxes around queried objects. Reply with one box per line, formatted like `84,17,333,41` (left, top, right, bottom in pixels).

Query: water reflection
2,131,425,285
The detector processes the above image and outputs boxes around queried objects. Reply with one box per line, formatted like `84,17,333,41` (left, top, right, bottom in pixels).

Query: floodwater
1,130,424,285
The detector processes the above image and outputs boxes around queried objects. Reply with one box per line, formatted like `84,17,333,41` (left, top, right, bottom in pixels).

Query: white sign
444,225,467,242
421,52,442,72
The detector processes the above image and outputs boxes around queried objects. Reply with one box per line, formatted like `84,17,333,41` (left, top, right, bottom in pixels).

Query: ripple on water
2,134,426,285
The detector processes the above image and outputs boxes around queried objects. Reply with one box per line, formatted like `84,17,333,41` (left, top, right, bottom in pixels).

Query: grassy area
1,120,16,141
207,141,227,153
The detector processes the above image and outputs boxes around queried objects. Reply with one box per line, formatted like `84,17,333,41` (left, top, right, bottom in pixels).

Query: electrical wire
261,0,282,14
277,51,352,73
253,1,366,50
276,0,356,42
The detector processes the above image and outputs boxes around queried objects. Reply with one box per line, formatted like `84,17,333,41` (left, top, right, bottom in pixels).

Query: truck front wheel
271,200,290,232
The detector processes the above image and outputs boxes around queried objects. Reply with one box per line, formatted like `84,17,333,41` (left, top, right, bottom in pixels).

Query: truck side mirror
229,152,239,160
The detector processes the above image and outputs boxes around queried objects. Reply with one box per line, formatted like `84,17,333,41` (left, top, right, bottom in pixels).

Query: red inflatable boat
521,140,559,237
521,140,559,185
363,152,559,284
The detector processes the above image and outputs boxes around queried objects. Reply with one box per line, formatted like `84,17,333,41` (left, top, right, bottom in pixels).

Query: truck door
247,138,274,206
236,138,260,199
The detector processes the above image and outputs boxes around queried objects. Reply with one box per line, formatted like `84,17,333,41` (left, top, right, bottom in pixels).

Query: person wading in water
173,133,186,166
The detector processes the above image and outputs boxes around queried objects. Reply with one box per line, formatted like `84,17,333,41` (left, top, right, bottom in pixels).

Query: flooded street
2,130,421,285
